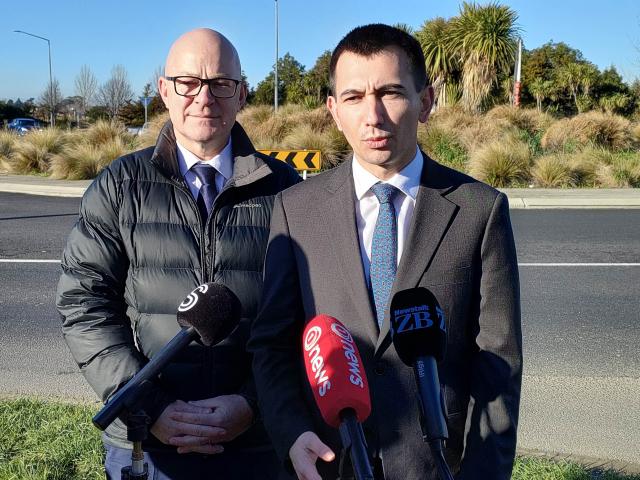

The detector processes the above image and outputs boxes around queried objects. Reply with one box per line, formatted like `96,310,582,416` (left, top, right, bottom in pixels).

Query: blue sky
1,0,639,102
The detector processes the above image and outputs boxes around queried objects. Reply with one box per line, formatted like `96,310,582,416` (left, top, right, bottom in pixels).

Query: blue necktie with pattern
191,163,218,220
369,182,399,329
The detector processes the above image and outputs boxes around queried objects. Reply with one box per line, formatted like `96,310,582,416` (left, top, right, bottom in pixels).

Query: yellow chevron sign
259,150,321,171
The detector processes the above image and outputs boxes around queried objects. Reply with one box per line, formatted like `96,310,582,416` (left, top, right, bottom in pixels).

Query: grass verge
1,398,638,479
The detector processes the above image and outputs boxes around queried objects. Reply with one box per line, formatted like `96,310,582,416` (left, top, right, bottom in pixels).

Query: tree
253,53,305,105
74,65,98,116
449,2,520,112
301,50,331,107
556,62,598,112
97,65,134,119
38,78,63,124
529,78,556,111
416,17,458,109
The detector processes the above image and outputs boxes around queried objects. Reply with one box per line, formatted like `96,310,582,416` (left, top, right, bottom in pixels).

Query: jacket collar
150,120,273,187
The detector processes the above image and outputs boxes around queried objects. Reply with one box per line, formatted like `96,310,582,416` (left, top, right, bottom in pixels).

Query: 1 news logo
392,304,446,333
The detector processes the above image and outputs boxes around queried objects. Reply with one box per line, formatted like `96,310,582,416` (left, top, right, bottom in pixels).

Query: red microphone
302,315,373,480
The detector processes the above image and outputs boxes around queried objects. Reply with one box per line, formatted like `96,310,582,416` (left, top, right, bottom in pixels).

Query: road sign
140,96,153,107
258,150,321,171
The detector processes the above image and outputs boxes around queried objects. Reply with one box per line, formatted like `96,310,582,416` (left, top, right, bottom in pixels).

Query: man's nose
194,82,215,104
365,95,384,126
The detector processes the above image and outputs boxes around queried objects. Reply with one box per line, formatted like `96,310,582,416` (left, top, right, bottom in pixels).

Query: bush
0,130,16,171
50,137,129,180
530,154,574,187
418,123,467,171
486,106,554,136
541,111,635,152
468,135,531,187
596,152,640,187
137,112,170,149
8,128,69,174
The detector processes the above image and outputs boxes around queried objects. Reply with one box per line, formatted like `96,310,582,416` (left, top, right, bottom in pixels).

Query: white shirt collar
176,139,234,181
352,146,422,200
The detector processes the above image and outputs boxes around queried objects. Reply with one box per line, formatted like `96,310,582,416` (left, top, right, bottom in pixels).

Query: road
1,192,639,467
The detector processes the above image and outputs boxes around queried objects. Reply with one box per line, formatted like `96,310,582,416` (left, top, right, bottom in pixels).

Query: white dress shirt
352,147,423,284
176,139,234,200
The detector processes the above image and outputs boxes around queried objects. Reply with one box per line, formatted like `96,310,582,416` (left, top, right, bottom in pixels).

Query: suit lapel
324,162,379,347
375,154,458,355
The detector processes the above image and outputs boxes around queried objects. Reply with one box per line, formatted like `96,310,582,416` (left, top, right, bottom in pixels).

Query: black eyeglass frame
164,76,241,98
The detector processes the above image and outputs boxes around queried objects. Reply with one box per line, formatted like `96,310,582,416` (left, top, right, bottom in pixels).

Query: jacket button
374,363,385,375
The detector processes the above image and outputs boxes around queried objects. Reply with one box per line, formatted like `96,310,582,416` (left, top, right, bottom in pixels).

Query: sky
1,0,639,102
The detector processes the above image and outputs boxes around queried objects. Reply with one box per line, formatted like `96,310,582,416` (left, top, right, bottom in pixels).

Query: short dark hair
329,24,428,95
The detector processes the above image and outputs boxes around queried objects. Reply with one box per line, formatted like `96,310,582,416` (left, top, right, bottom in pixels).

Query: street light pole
14,30,54,126
274,0,279,112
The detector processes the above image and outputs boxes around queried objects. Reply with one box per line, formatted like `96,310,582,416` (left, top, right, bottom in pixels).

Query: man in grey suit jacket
250,24,522,480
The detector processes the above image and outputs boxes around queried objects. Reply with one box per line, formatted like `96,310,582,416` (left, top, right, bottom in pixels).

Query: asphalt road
1,192,639,467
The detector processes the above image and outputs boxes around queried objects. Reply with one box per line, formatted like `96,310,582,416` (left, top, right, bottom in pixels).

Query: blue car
7,118,44,135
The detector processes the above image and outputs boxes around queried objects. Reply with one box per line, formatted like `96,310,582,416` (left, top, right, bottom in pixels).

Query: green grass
0,399,103,480
0,398,637,479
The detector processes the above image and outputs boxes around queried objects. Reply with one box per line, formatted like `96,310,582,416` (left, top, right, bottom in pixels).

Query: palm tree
448,2,520,112
529,78,555,111
416,17,457,109
556,62,598,112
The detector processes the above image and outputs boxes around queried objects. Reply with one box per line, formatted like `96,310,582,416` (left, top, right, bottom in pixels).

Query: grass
5,103,640,187
0,399,103,480
468,134,532,187
1,398,638,480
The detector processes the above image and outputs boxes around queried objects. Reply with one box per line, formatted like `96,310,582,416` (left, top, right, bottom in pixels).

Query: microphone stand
121,409,150,480
338,408,374,480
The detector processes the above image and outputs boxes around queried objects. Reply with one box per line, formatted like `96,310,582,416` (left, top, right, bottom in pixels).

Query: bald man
57,28,300,479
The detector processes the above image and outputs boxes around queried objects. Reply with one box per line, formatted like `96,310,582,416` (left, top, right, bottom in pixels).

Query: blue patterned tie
369,182,399,328
191,163,218,220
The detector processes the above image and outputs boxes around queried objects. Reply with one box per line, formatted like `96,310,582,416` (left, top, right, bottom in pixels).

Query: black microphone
93,282,241,430
389,287,453,480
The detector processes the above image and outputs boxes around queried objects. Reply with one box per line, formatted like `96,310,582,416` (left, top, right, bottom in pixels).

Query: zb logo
394,305,445,333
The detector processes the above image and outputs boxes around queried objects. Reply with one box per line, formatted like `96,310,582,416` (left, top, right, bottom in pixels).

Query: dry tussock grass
0,131,16,169
279,123,349,168
137,112,170,149
486,106,554,135
468,134,531,187
9,128,69,174
530,154,574,187
595,153,640,187
541,111,634,152
50,137,129,180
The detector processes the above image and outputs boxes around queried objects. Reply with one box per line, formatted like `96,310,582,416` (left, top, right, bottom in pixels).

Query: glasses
165,76,241,98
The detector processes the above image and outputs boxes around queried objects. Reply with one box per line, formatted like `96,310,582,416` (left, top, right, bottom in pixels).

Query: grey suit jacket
250,154,522,479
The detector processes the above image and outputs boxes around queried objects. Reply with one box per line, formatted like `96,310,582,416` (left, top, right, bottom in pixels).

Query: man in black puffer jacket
56,28,299,479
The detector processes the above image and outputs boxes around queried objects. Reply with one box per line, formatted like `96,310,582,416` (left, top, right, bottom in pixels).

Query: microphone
389,287,453,480
93,282,241,431
302,315,373,480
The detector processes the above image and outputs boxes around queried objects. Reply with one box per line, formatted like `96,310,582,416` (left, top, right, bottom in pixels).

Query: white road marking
519,263,640,266
0,259,61,263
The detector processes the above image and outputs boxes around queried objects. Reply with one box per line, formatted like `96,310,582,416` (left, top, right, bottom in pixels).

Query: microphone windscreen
176,283,241,346
302,315,371,428
389,287,446,365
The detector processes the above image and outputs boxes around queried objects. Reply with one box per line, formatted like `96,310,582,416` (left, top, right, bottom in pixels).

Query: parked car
7,118,44,135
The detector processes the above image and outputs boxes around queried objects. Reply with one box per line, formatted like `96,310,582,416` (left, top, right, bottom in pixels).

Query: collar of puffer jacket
150,120,274,187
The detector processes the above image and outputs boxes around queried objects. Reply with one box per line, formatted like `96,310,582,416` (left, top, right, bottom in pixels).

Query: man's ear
158,76,170,108
418,85,435,123
326,95,342,131
237,82,248,110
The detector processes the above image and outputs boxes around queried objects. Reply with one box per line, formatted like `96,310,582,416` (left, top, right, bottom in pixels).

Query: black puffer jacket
56,121,300,451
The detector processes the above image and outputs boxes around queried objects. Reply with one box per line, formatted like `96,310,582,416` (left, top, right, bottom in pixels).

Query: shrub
137,112,170,149
417,123,467,171
530,154,574,187
564,150,599,187
280,123,350,169
486,106,554,136
541,111,634,152
84,119,130,146
50,137,129,180
596,153,640,187
0,130,16,171
468,135,531,187
9,128,69,174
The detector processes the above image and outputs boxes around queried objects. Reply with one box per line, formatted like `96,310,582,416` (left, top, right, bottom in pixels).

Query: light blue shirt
352,146,423,282
176,139,234,200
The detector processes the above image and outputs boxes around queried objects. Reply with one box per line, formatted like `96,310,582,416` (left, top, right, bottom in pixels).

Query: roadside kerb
1,174,639,207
